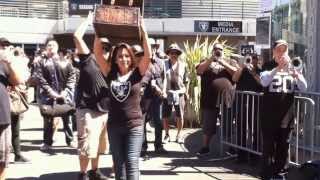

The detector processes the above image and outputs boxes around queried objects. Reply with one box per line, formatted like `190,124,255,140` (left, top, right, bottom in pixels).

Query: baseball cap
166,43,182,55
273,39,288,49
132,44,144,57
0,37,10,47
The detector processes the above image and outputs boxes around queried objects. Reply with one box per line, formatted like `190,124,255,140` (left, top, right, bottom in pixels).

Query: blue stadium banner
69,0,101,15
195,21,242,33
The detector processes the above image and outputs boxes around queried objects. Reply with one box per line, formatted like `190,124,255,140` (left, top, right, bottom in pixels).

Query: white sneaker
68,141,77,148
175,136,183,144
40,144,52,151
109,172,115,178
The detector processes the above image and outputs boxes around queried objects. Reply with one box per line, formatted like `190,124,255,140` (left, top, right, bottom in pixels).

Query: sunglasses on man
169,51,180,55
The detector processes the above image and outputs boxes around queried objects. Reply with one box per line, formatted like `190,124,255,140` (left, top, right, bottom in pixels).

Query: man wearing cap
73,12,110,180
139,39,168,156
259,39,307,179
195,43,237,156
163,43,189,144
0,37,25,180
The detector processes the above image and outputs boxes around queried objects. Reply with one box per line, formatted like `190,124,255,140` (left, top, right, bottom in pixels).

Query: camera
290,56,303,71
244,56,252,65
214,50,222,58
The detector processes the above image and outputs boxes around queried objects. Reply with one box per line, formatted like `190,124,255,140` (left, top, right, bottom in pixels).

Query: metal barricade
219,91,263,156
289,95,316,165
219,90,317,166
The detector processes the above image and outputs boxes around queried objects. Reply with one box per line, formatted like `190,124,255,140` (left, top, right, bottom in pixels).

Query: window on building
144,0,182,18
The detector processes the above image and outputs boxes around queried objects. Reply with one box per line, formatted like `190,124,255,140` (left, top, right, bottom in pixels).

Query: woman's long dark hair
107,43,137,82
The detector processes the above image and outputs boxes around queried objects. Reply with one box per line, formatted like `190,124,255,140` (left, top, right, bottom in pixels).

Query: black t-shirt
236,67,263,92
199,62,233,109
107,68,143,128
261,60,294,128
76,54,109,112
0,62,10,125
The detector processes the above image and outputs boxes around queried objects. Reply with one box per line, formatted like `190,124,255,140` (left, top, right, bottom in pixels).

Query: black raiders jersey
261,61,295,128
262,60,300,94
268,71,297,93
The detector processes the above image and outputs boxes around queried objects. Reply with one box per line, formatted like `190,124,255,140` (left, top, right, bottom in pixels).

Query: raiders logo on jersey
269,72,296,93
110,80,132,102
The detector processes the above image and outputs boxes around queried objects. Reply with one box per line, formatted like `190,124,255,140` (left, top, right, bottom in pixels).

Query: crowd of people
0,12,308,180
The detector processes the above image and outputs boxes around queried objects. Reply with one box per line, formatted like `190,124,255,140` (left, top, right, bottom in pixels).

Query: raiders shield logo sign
110,80,132,102
199,21,209,32
70,3,77,11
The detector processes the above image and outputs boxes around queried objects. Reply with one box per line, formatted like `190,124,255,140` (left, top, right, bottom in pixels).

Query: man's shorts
202,108,219,136
163,96,185,119
0,124,11,168
76,109,108,159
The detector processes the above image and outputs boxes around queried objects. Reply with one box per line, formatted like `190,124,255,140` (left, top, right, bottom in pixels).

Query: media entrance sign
195,21,242,33
69,0,101,15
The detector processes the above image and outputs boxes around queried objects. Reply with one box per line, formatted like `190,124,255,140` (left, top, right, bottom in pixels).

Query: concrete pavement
6,104,260,180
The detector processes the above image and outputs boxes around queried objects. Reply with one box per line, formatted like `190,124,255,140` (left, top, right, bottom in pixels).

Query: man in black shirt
196,43,237,156
232,53,263,163
73,12,109,180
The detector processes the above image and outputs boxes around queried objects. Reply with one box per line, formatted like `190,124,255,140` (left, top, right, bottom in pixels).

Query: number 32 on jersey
269,72,295,93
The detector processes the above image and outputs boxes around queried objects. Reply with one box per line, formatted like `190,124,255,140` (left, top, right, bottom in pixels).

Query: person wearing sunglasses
162,43,189,144
195,43,238,156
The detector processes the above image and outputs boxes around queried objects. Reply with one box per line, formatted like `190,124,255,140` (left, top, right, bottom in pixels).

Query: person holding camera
0,37,25,180
37,38,77,151
233,53,262,91
232,53,263,163
196,43,237,156
162,43,189,144
259,40,307,179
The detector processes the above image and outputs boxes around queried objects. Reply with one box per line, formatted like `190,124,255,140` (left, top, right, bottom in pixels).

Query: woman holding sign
95,17,151,180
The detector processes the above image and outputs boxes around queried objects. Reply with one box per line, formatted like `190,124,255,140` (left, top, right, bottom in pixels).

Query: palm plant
182,35,235,127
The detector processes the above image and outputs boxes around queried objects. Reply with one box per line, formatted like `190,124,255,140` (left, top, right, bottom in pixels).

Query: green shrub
182,35,235,128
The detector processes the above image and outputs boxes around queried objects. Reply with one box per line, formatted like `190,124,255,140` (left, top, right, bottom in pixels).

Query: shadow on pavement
39,171,78,180
20,144,77,156
145,150,194,159
21,139,43,145
141,170,178,176
168,129,261,178
7,177,38,180
164,158,260,177
20,128,43,132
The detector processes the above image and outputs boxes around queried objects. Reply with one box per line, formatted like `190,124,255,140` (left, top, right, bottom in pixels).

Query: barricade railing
219,90,317,166
219,91,263,156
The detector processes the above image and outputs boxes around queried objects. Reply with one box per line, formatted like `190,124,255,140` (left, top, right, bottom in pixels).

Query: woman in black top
95,20,151,180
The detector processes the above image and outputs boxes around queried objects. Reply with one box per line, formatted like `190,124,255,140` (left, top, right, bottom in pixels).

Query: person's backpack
287,160,320,180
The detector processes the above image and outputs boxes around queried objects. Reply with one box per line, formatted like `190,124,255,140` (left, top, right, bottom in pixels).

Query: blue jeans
108,125,144,180
149,97,163,149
